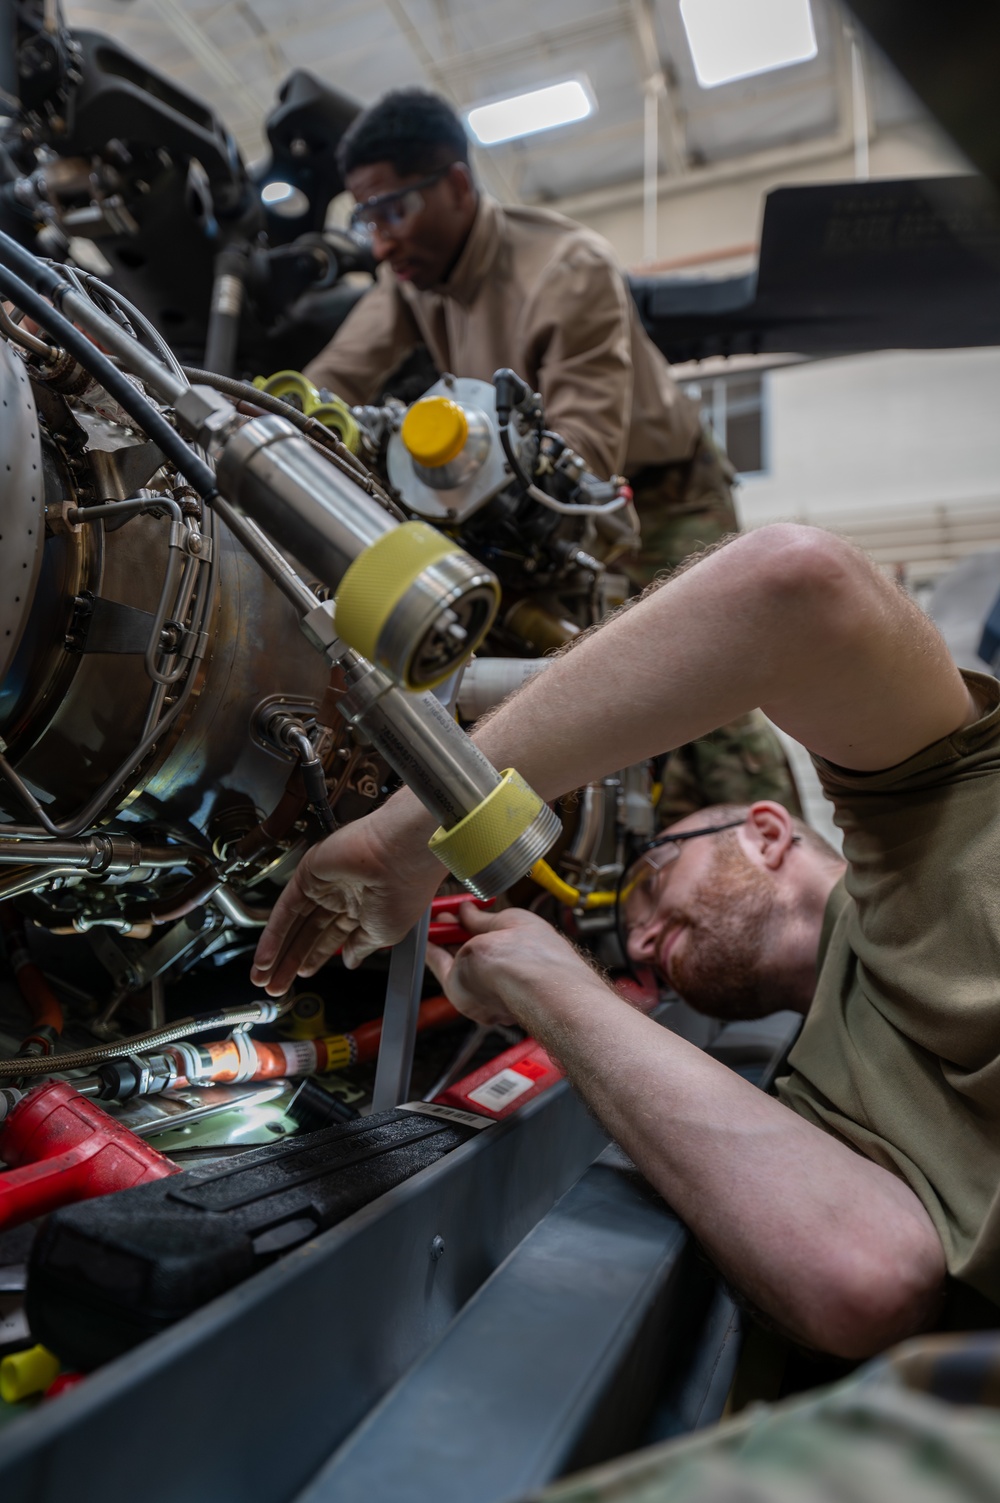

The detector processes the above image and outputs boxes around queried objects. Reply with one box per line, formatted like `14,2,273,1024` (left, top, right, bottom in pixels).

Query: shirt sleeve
303,269,422,405
521,239,635,478
775,670,1000,1300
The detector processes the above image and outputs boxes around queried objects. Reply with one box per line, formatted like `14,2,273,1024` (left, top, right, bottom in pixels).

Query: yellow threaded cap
0,1344,60,1403
401,396,469,468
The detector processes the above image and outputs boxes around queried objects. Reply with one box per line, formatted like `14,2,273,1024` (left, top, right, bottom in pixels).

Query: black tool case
27,1106,483,1369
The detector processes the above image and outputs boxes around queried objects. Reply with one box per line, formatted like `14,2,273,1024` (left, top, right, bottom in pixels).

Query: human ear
446,161,475,208
745,801,795,870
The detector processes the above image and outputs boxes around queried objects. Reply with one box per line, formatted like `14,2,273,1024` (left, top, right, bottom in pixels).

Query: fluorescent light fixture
467,78,595,147
680,0,818,88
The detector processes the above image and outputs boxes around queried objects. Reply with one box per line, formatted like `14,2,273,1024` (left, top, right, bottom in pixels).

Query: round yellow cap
401,396,469,469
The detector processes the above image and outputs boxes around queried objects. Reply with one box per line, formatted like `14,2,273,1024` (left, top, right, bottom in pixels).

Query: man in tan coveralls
306,87,797,818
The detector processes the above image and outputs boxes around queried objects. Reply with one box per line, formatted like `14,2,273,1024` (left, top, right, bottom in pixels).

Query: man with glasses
304,85,797,820
255,521,1000,1357
305,86,713,563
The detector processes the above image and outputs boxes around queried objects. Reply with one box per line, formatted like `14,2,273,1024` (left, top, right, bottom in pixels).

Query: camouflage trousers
522,1332,1000,1503
621,432,801,821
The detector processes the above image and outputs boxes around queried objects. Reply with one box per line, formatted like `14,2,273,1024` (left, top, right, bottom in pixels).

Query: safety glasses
348,168,449,247
616,819,746,938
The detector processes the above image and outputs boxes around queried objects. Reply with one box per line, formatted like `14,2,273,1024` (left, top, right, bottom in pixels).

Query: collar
428,194,503,304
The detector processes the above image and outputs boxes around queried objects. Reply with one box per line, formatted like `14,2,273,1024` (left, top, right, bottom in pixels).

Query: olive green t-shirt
777,669,1000,1306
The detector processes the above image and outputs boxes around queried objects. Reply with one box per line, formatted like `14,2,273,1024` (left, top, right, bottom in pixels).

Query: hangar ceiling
62,0,933,209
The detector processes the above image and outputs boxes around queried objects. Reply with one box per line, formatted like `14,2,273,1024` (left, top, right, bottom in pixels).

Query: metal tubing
371,907,432,1112
0,998,288,1079
0,867,82,902
0,839,208,871
208,494,322,618
214,416,393,584
0,302,58,360
59,287,187,407
211,887,271,927
339,656,499,828
0,249,216,503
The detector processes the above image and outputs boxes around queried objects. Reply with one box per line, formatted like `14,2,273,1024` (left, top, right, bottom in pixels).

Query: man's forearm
508,972,945,1357
469,526,969,789
379,524,970,856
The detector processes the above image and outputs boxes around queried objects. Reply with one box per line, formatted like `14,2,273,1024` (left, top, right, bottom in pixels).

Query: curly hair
338,88,471,179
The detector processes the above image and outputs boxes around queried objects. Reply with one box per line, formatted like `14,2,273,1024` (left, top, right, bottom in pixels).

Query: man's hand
425,902,590,1028
251,808,441,994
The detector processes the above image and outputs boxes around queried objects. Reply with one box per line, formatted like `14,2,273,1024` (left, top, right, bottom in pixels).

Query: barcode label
400,1102,493,1131
467,1068,534,1111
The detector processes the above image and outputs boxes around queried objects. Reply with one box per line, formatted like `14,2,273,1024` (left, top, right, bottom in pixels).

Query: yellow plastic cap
401,397,469,468
428,769,544,885
0,1344,60,1403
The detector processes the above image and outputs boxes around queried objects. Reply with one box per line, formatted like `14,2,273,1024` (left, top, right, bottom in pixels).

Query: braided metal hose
0,998,290,1079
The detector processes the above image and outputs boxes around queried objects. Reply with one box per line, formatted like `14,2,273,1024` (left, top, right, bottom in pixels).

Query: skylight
680,0,818,89
466,79,595,147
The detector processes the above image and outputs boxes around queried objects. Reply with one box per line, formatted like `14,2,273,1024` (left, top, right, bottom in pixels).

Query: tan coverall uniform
306,194,797,818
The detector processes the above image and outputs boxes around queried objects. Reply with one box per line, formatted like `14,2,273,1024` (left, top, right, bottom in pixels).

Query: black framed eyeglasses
348,168,449,246
614,819,746,976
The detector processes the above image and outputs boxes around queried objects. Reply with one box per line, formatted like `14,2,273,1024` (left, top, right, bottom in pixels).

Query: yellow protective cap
333,521,462,677
253,369,316,413
401,397,469,469
428,769,545,885
0,1344,60,1403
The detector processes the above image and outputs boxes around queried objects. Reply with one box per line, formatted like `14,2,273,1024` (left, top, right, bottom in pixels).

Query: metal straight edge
371,907,432,1112
0,1078,607,1503
370,658,465,1112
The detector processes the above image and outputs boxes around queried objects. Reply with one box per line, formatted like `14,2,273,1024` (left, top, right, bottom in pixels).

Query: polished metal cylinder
215,415,394,582
338,656,500,829
337,655,561,898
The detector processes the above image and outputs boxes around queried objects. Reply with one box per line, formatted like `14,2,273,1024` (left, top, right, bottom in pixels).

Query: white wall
739,347,1000,531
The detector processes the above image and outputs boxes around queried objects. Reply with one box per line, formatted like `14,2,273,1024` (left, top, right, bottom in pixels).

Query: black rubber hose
0,235,218,500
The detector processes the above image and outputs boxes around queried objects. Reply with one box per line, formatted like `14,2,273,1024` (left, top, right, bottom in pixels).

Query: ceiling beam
150,0,275,120
380,0,522,204
627,0,686,176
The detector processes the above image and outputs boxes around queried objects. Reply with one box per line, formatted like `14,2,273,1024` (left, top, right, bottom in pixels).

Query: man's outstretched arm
426,905,947,1361
253,524,974,990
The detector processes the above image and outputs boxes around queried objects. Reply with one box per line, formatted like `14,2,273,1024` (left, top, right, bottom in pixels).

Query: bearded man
253,522,1000,1359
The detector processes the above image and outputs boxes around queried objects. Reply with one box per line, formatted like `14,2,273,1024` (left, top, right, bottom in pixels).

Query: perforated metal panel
0,343,44,684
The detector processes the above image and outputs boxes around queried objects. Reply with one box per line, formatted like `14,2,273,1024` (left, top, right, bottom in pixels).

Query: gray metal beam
293,1011,799,1503
295,1147,693,1503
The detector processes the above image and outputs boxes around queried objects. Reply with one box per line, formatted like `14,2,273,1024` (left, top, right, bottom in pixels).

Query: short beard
667,839,786,1021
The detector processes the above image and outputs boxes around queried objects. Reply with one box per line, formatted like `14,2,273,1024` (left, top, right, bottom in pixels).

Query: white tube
456,657,552,721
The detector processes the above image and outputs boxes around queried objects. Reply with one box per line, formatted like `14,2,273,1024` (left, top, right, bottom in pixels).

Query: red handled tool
0,1081,178,1230
335,895,496,955
427,894,495,947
